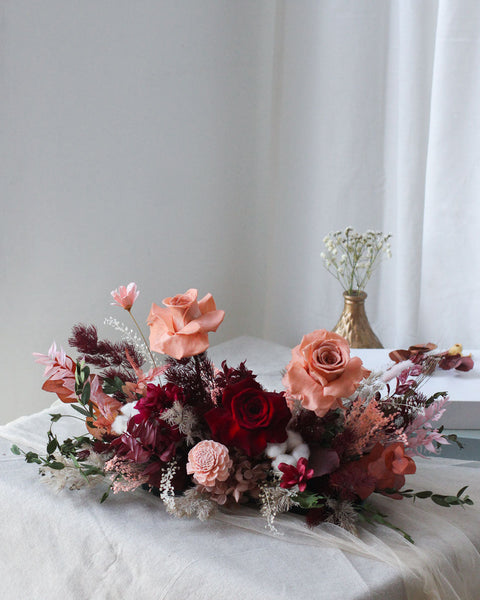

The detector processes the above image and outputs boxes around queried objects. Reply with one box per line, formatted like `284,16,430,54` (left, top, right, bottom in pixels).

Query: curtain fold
264,0,480,349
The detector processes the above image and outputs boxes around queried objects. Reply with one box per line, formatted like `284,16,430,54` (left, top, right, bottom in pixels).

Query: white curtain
263,0,480,350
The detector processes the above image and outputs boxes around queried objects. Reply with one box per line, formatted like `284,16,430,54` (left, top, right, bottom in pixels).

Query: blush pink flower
111,282,139,311
148,289,225,360
186,440,232,488
282,330,369,417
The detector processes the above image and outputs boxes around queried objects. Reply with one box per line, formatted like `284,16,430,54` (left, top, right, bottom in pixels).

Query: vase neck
343,290,367,305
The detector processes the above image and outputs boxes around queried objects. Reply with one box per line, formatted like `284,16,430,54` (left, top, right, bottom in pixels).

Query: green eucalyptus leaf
431,495,450,507
49,461,66,470
71,404,90,418
10,445,21,455
80,382,91,405
444,496,461,504
414,490,432,499
46,439,58,455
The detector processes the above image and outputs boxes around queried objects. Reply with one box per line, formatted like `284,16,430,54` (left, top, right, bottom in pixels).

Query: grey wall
0,1,277,423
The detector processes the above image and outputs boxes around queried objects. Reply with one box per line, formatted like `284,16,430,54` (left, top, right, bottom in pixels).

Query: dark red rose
204,376,291,456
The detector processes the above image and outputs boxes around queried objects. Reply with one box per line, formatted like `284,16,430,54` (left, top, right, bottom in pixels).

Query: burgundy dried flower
438,353,474,372
133,383,185,424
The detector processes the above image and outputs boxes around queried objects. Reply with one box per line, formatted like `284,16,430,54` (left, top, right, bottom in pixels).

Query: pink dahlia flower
186,440,232,488
111,282,139,311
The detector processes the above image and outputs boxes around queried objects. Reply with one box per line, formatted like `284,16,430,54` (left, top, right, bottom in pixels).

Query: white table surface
2,336,480,600
349,348,480,430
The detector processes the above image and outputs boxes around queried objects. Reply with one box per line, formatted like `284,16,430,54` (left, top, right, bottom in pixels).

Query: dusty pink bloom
186,440,232,487
111,282,139,311
148,288,224,359
283,330,369,417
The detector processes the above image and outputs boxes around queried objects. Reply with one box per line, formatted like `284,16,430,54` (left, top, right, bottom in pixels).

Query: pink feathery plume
404,396,450,456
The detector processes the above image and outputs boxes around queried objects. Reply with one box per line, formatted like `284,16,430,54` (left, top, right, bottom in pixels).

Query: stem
128,310,157,367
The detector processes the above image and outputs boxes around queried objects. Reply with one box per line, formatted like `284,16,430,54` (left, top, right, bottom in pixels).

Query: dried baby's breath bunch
321,227,392,294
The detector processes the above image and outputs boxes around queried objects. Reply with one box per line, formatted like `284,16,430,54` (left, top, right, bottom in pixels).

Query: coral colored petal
161,331,209,359
191,309,225,332
198,293,217,314
148,303,174,327
323,357,367,398
180,320,202,334
284,363,331,415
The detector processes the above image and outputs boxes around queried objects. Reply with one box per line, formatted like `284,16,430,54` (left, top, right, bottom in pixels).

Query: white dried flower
39,450,105,492
321,228,392,293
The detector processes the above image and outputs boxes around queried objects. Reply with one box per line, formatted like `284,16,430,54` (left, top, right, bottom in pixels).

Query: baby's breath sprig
321,227,392,294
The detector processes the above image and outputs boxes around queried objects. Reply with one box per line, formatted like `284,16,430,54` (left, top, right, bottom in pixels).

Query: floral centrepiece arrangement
14,284,475,543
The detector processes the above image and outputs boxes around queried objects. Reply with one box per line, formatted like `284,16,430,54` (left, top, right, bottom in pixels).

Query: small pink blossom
186,440,232,487
111,282,139,311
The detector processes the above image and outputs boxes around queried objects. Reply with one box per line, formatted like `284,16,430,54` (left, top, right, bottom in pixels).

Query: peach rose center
307,341,348,382
168,294,192,307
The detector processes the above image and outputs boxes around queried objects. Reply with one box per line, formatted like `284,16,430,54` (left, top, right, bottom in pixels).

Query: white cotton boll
111,402,139,434
265,442,288,459
292,443,310,461
272,454,297,471
286,430,303,450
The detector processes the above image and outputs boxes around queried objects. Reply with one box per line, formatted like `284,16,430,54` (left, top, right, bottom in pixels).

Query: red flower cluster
110,383,184,486
133,383,185,423
205,376,291,456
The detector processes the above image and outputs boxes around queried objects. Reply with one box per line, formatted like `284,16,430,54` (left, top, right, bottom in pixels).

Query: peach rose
148,289,225,360
282,330,369,417
186,440,232,487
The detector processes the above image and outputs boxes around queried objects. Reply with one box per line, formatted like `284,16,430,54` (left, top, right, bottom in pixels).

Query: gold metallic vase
333,291,383,349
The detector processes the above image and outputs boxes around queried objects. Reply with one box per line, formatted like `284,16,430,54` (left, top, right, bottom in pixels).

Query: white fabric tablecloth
2,336,480,600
